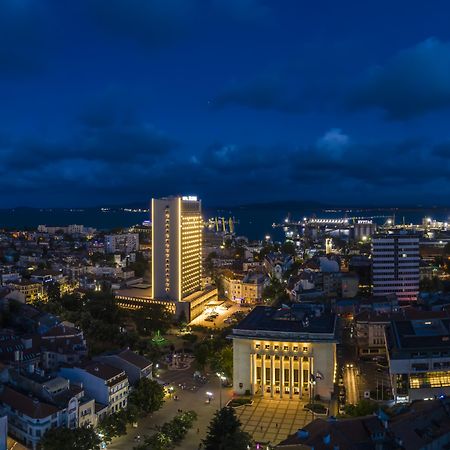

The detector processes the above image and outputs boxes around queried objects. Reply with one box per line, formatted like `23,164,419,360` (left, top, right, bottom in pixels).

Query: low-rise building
40,323,88,371
231,304,337,400
7,281,44,303
59,362,129,417
0,386,63,450
386,313,450,402
94,348,152,386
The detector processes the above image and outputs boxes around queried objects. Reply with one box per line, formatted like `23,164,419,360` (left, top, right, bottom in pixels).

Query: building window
303,347,308,353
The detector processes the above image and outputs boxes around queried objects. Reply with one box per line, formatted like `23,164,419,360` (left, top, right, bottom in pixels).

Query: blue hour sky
2,0,450,207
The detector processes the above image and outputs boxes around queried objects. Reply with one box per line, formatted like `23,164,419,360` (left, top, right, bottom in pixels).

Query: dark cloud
86,0,195,48
213,75,306,113
349,38,450,119
201,142,287,172
0,0,48,75
0,96,178,175
212,52,348,114
290,134,446,186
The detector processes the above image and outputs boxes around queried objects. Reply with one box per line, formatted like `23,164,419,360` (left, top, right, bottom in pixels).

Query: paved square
235,398,315,445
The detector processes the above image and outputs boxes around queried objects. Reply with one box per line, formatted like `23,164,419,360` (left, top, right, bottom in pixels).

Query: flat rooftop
114,287,152,299
233,305,336,336
390,318,450,349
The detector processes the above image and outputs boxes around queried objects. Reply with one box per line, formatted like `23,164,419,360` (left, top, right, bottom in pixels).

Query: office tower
152,196,202,301
372,232,420,303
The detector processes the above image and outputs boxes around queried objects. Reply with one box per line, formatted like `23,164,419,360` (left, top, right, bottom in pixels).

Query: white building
0,386,63,450
105,233,139,254
372,232,420,303
231,305,337,400
59,362,129,418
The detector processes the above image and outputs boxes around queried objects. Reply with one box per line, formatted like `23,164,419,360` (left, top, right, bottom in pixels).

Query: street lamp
309,374,316,419
216,372,226,409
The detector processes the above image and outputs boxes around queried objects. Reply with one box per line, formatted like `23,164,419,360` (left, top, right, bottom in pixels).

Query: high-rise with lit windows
372,232,420,303
152,196,202,302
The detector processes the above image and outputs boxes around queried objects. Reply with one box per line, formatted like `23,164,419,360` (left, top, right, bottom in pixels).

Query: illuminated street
344,365,359,405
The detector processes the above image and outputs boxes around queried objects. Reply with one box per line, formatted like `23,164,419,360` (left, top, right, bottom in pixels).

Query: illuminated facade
152,196,202,301
231,305,337,400
150,196,214,321
386,316,450,402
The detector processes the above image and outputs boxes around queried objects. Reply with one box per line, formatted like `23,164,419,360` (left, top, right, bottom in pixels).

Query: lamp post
216,372,226,409
310,374,316,419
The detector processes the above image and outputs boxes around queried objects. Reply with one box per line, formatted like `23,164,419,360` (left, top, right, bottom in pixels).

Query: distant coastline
1,203,450,241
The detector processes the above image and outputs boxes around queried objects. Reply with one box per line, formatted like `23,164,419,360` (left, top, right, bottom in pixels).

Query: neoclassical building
231,305,337,400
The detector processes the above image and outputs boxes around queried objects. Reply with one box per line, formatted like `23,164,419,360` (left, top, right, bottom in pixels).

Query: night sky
2,0,450,207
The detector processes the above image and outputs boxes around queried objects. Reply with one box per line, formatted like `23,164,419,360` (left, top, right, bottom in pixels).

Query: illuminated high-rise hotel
152,196,203,301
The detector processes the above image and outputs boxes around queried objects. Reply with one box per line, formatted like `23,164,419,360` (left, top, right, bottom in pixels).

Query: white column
300,358,304,399
280,358,284,399
271,355,275,398
289,357,293,399
253,354,257,395
261,355,266,398
250,353,254,394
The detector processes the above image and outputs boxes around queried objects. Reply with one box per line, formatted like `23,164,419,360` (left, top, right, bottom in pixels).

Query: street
343,365,359,405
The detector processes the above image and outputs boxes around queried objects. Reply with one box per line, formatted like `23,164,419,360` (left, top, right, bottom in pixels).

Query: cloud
86,0,195,48
213,75,307,113
0,0,49,75
316,129,350,156
349,38,450,119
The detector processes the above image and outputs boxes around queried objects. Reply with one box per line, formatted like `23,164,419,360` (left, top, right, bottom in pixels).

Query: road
343,365,359,405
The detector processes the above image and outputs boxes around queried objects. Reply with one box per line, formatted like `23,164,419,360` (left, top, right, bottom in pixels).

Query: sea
1,205,450,242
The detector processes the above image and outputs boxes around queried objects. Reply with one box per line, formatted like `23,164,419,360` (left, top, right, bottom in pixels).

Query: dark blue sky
2,0,450,207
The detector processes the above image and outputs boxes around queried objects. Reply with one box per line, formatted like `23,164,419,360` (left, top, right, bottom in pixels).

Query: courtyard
235,398,315,446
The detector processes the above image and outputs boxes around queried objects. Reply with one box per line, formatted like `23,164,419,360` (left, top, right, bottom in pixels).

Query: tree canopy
41,426,101,450
203,407,252,450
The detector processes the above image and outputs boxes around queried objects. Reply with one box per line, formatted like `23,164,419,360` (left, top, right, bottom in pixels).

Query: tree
128,378,165,415
211,345,233,380
140,431,173,450
343,399,378,417
41,426,101,450
132,304,172,335
203,407,252,450
98,410,128,442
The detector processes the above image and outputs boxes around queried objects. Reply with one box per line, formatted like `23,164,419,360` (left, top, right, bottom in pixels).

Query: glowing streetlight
216,372,226,409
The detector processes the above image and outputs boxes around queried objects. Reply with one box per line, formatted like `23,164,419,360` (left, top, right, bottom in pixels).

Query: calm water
1,205,450,241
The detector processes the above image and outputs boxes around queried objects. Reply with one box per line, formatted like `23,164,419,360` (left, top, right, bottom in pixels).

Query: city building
222,270,267,304
59,362,129,417
105,233,139,254
0,386,63,450
94,348,153,386
40,323,88,371
352,219,377,241
7,280,44,303
231,304,337,400
149,196,217,321
277,415,388,449
386,314,450,402
372,232,420,303
152,196,202,300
